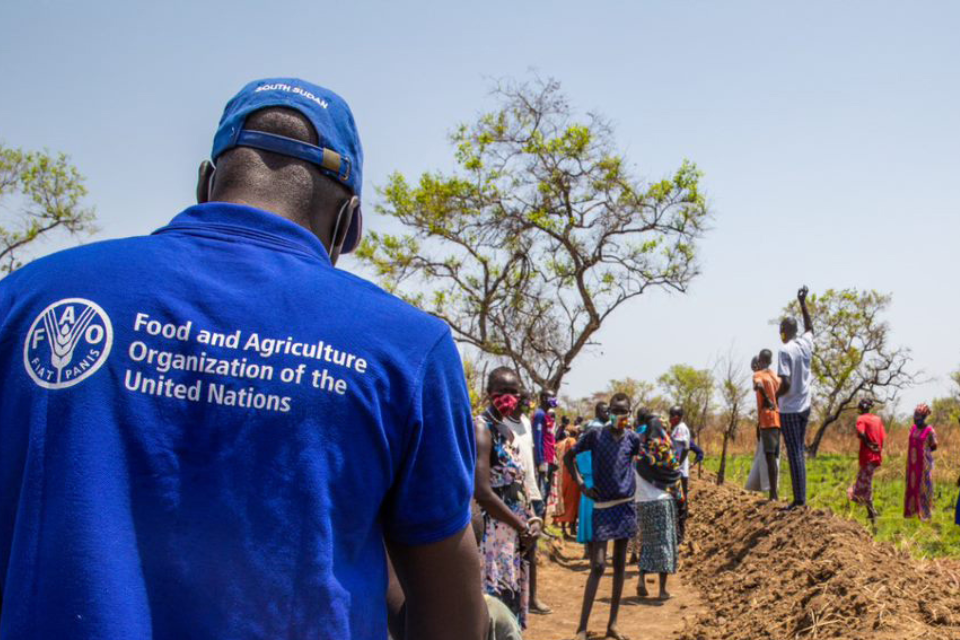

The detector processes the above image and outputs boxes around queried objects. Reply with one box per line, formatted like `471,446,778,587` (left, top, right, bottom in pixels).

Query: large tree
714,352,750,485
357,77,710,391
605,377,657,410
780,288,918,457
657,364,713,442
0,144,96,274
931,368,960,427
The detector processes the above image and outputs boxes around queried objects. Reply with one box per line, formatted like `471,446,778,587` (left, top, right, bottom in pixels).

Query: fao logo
23,298,113,389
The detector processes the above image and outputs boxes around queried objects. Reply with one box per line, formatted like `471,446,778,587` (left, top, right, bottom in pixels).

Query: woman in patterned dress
904,403,938,521
474,368,540,629
634,411,682,600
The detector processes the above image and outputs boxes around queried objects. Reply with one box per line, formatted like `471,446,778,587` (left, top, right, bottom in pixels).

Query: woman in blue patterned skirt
635,411,682,601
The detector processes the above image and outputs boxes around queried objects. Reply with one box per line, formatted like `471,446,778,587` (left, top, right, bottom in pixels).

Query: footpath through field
526,538,704,640
528,478,960,640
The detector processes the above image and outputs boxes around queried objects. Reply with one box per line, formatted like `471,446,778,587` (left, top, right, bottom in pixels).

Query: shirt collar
153,202,332,265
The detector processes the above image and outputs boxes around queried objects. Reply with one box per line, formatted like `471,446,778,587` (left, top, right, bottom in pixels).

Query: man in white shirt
668,407,691,543
776,286,815,510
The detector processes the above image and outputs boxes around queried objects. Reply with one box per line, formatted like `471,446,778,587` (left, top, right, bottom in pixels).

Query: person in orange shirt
553,423,581,540
753,349,781,501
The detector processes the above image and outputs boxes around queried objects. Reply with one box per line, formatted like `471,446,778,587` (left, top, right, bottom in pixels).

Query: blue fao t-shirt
0,203,476,640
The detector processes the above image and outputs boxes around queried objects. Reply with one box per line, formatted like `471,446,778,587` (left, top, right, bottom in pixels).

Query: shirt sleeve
856,416,867,436
629,431,642,457
762,377,778,402
382,329,475,546
777,347,793,377
572,428,596,455
532,411,545,466
801,331,814,353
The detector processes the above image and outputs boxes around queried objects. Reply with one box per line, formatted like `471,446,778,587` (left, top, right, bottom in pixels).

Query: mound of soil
677,480,960,640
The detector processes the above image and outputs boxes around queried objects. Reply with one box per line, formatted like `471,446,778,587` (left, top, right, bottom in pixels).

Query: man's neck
213,194,327,246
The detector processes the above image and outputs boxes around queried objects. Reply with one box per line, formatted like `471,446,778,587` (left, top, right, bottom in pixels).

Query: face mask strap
329,196,359,266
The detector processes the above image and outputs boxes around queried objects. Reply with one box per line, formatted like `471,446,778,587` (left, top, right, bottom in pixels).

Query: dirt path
524,478,960,639
525,538,705,640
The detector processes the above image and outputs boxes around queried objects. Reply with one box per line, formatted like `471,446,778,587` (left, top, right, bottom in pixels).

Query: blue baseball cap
211,78,364,253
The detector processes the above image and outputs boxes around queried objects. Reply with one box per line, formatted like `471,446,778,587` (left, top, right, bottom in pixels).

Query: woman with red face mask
473,367,541,629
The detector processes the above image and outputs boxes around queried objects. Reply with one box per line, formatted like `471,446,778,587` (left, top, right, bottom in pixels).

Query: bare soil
526,536,704,640
529,479,960,640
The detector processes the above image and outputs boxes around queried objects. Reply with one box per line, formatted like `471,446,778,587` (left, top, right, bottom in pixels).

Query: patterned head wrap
914,403,931,418
858,398,875,412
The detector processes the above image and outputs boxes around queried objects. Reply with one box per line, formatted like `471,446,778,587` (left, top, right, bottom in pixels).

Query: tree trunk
717,432,730,485
808,416,838,458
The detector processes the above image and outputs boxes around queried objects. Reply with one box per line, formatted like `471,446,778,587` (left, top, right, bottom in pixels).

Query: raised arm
798,286,813,335
386,527,488,640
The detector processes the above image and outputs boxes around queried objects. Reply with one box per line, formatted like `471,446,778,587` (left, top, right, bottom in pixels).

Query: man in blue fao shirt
0,78,486,640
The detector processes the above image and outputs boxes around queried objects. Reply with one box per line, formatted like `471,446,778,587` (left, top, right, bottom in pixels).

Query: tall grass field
701,452,960,559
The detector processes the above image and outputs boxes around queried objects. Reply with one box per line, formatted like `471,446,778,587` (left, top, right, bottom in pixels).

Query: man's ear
197,160,215,204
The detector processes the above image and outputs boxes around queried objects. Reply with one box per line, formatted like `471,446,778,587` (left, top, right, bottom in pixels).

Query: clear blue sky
2,1,958,413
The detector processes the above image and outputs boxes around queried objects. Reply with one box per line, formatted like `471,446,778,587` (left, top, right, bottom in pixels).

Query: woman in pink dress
904,403,938,521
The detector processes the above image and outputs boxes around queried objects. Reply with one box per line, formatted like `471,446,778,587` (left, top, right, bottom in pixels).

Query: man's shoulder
784,339,803,354
3,234,453,372
580,427,599,443
321,267,450,337
6,234,447,333
0,236,156,293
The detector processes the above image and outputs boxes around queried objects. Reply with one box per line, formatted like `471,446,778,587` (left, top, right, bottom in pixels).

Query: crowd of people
473,370,704,639
1,76,958,640
470,286,960,640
